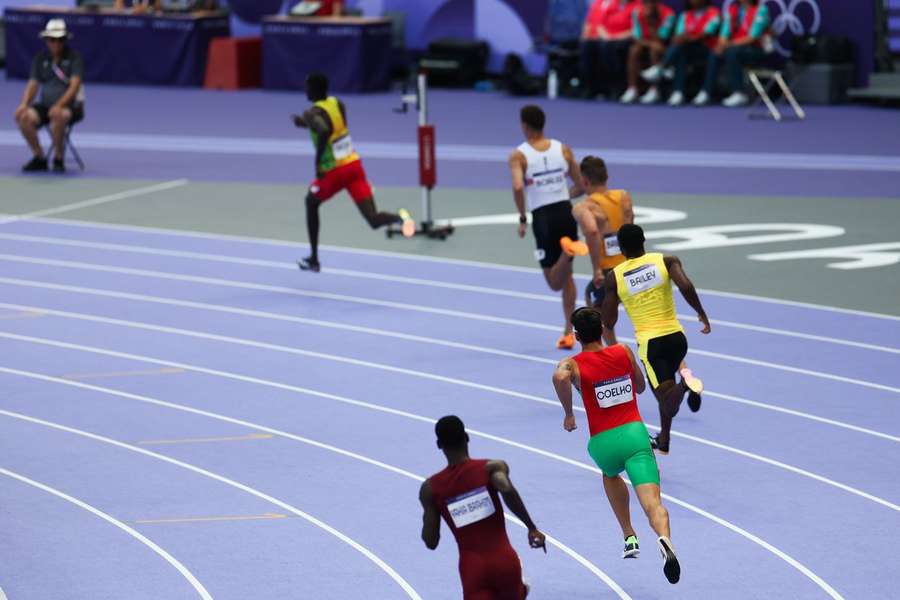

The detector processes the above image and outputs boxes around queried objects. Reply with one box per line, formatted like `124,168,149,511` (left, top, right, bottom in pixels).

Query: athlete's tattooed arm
418,480,441,550
487,460,546,552
664,255,711,334
553,359,578,432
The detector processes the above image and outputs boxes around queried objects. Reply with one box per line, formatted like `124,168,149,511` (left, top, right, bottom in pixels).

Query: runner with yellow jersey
292,72,414,272
600,224,710,454
571,156,633,345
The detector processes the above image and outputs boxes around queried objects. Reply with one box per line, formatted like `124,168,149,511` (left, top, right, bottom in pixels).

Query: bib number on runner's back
593,374,633,408
447,486,495,528
603,233,621,256
332,134,354,160
623,263,663,295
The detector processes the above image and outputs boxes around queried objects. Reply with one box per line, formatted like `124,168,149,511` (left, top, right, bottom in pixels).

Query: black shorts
585,269,615,307
32,103,84,127
642,331,688,389
531,200,578,269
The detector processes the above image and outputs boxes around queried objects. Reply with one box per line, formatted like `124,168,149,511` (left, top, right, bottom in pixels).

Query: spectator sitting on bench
13,19,85,173
621,0,675,104
641,0,720,106
693,0,770,107
579,0,637,99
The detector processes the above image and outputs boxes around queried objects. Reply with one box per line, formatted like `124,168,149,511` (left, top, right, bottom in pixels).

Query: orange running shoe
560,236,588,257
556,333,575,349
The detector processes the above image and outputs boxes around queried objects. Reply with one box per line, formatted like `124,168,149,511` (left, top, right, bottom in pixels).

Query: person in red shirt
419,415,547,599
620,0,676,104
552,307,680,584
579,0,638,98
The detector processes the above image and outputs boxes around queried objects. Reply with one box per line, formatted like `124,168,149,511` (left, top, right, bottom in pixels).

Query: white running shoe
658,537,681,584
620,87,638,103
667,91,685,106
662,66,675,80
639,87,660,104
722,92,749,107
691,90,710,106
641,65,662,82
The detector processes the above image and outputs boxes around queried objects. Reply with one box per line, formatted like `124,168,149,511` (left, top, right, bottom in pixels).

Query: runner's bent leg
634,483,670,539
356,197,402,229
603,475,637,539
305,191,321,264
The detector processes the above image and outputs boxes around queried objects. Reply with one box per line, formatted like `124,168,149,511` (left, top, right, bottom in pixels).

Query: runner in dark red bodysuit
419,416,546,599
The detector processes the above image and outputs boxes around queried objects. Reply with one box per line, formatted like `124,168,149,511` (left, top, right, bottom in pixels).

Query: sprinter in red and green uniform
552,307,680,584
292,72,414,272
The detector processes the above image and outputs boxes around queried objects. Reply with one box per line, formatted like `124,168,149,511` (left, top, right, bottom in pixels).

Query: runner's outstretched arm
509,151,528,238
622,345,647,394
563,144,584,199
552,358,578,432
601,276,621,331
664,255,711,334
304,108,331,176
573,204,606,286
418,480,441,550
487,460,546,552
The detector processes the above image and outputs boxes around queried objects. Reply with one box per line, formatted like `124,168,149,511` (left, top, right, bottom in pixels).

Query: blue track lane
0,219,898,600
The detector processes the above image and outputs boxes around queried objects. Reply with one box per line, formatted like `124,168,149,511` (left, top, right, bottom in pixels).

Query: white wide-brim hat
40,18,70,39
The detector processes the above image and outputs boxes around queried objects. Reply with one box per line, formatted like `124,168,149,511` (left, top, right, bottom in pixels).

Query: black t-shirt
29,47,84,107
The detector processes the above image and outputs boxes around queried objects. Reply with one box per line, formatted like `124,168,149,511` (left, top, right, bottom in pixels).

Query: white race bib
593,374,634,408
447,486,495,529
603,233,621,256
531,168,566,194
623,263,663,295
332,134,354,160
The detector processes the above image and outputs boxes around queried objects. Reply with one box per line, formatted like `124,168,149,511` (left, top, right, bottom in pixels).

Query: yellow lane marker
137,433,274,446
62,367,185,380
135,513,289,525
0,309,44,320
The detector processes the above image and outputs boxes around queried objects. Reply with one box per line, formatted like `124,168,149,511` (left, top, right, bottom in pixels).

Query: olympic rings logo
722,0,821,56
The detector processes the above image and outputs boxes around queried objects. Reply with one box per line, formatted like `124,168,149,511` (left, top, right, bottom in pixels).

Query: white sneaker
620,87,638,104
641,65,662,82
667,91,685,106
722,92,749,107
662,66,675,80
691,90,710,106
639,87,660,104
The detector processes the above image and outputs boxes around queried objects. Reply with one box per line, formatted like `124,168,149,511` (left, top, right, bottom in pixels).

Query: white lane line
0,367,630,599
0,409,422,600
13,215,900,323
0,180,188,226
1,231,896,355
0,365,843,599
2,296,897,444
1,257,899,395
3,322,898,516
0,466,212,600
0,130,896,172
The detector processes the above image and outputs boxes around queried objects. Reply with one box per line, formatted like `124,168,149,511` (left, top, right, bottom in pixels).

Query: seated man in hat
13,18,85,173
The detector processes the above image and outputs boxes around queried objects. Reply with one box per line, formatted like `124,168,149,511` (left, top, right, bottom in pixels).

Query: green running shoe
623,535,640,559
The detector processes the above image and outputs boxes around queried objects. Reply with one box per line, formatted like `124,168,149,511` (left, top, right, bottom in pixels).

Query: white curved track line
24,215,900,323
1,290,897,446
2,257,899,395
0,363,843,599
0,466,212,600
1,232,896,355
3,322,896,516
0,410,422,600
0,367,631,600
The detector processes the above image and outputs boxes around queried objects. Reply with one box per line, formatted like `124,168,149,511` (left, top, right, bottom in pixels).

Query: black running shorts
531,200,578,269
642,331,688,389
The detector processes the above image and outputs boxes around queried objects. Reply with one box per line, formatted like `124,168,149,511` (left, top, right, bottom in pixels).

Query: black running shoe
687,391,702,413
649,434,670,455
623,535,640,559
22,155,48,172
297,257,320,272
52,158,65,173
657,537,680,584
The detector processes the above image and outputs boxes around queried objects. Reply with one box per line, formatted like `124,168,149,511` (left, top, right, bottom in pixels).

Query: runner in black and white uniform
508,105,586,349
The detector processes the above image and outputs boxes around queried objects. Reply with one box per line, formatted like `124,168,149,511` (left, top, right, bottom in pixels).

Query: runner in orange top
292,72,414,272
420,416,546,599
571,156,633,345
